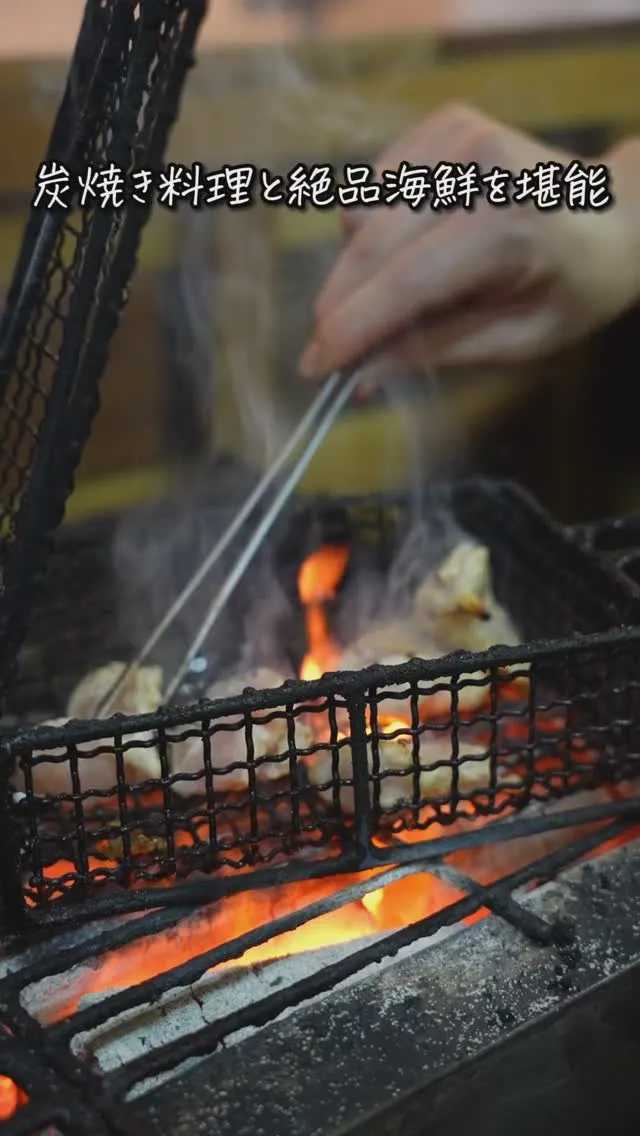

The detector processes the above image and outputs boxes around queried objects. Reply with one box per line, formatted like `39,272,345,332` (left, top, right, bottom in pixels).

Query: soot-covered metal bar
0,814,632,1136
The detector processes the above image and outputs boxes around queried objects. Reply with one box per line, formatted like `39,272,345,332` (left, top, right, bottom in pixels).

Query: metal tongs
96,367,360,715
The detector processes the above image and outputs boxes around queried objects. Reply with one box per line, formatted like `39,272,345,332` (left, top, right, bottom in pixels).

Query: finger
331,104,492,261
301,215,528,378
316,208,447,325
372,102,490,181
341,210,360,238
321,179,502,325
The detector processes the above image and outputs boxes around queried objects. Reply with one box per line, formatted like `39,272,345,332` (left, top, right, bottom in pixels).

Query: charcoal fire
3,482,640,1130
0,0,639,1121
0,1076,27,1122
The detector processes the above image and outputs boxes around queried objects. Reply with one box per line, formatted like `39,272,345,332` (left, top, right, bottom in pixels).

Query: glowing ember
46,865,463,1023
0,1076,26,1120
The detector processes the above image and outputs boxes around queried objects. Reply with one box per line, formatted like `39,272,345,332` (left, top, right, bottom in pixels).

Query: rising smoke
110,33,467,693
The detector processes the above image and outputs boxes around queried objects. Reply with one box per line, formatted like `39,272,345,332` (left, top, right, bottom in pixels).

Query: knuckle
423,102,510,167
428,101,493,141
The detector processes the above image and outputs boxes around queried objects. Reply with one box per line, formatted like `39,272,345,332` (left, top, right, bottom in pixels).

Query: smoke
385,508,465,612
110,460,297,697
167,34,433,472
108,28,472,690
334,499,466,652
157,213,216,449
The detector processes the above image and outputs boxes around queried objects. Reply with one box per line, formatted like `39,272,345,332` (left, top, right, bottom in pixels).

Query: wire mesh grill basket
2,477,640,933
0,0,206,707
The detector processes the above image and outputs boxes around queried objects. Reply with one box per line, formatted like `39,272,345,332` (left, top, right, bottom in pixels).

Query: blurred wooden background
1,2,640,525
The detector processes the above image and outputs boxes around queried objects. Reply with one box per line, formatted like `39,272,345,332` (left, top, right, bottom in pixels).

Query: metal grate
2,478,640,933
0,0,206,709
0,814,637,1135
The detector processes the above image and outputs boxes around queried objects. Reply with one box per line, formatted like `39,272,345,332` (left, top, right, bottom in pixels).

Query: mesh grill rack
2,477,640,934
0,0,206,708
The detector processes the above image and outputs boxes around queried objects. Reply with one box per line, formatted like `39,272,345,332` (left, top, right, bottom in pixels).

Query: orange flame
298,544,349,681
48,866,464,1021
378,717,412,737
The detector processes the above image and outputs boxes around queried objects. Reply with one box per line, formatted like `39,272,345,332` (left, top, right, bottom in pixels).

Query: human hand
298,103,640,380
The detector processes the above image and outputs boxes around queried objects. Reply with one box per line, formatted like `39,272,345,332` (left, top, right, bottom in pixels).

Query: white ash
343,843,640,1073
0,911,141,984
96,921,466,1101
21,839,594,1103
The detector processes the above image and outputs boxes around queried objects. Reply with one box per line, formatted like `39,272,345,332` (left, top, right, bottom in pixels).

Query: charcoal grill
1,474,639,1134
2,476,640,936
0,0,638,946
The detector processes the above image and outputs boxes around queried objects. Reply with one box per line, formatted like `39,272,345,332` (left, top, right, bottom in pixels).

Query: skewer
163,367,360,702
96,368,359,715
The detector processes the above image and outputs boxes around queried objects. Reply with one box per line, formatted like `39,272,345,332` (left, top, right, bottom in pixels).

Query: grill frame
2,477,640,935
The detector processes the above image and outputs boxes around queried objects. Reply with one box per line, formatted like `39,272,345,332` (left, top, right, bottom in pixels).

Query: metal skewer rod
163,367,360,702
96,369,356,717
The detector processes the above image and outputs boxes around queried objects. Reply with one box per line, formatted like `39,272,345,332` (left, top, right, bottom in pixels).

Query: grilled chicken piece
170,666,313,796
334,538,526,722
413,541,525,673
339,631,488,721
12,716,158,798
305,728,502,813
65,662,163,780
